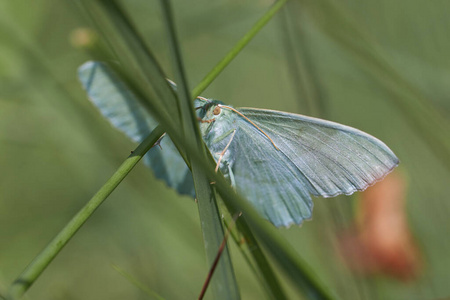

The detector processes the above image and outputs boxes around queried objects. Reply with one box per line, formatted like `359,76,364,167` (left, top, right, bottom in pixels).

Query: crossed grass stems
7,0,335,300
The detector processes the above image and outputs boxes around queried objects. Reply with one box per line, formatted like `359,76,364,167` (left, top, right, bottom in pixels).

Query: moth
79,61,399,227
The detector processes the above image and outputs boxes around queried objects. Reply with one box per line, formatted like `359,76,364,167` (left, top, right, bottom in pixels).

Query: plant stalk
6,126,165,300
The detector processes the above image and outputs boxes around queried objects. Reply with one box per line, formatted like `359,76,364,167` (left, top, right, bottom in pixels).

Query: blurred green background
1,0,450,299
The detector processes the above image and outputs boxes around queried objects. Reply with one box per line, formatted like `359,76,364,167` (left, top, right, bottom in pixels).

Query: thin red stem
198,213,241,300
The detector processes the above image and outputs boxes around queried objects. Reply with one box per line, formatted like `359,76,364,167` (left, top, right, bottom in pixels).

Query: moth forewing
79,64,398,227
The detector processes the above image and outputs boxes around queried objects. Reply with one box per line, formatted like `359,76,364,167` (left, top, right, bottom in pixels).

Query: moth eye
213,106,221,115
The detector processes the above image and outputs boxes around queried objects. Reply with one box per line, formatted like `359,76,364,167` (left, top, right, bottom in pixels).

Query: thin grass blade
7,126,165,300
158,1,239,298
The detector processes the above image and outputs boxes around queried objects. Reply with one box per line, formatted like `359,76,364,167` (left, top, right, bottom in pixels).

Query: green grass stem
6,126,165,300
159,1,239,298
7,0,330,299
191,0,290,98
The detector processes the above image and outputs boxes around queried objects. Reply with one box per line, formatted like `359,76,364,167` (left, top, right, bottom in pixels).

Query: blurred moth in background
78,61,399,228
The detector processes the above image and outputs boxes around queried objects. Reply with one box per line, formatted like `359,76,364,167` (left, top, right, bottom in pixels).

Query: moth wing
206,118,315,228
78,61,195,197
228,108,398,227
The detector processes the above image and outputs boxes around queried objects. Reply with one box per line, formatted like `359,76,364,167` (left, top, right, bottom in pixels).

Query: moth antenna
195,97,210,110
219,105,279,150
215,129,237,172
197,96,210,103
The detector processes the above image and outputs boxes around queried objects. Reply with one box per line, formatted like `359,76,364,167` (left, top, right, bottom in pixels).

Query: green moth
79,61,399,227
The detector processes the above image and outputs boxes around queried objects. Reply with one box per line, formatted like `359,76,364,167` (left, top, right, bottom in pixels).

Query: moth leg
215,129,237,172
197,117,215,123
212,128,237,144
228,164,236,188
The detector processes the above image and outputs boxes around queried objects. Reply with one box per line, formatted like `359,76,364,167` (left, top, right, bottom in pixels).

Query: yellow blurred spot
69,28,98,49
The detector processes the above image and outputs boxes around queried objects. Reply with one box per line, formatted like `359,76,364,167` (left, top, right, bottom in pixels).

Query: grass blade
192,0,290,98
86,0,325,298
236,219,288,299
158,1,239,298
279,5,327,118
6,126,165,300
112,265,166,300
8,1,330,299
79,0,180,129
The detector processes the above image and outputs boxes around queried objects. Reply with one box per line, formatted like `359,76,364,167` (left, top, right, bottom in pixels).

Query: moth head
197,100,225,120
